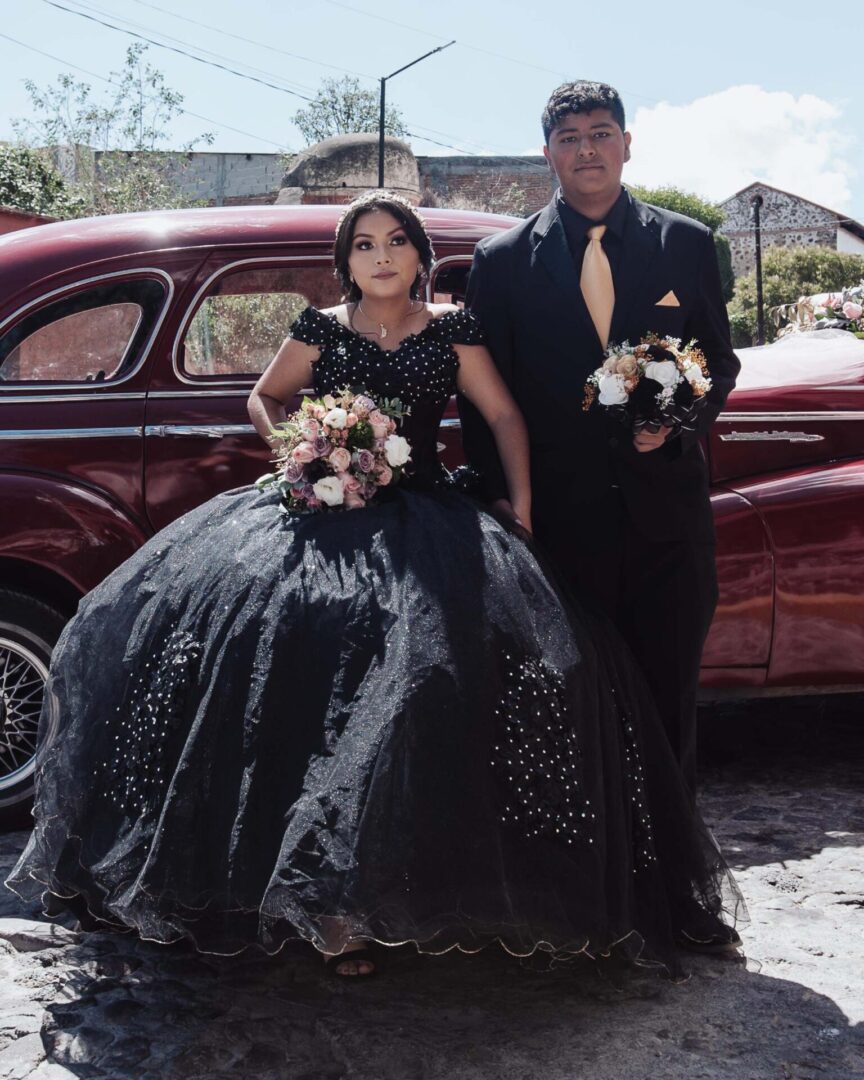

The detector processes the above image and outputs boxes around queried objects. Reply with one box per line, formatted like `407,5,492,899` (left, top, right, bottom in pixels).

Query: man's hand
633,425,674,453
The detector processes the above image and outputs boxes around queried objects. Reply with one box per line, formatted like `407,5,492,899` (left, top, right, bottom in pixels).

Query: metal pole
751,194,765,346
377,78,386,188
376,41,455,189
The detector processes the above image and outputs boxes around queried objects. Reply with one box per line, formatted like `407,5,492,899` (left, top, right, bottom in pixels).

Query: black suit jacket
460,190,740,543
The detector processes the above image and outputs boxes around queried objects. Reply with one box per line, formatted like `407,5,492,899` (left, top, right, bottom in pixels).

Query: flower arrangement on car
774,283,864,338
256,388,411,512
583,335,713,434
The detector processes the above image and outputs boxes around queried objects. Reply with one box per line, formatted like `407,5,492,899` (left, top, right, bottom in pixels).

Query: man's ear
543,144,554,172
623,130,632,163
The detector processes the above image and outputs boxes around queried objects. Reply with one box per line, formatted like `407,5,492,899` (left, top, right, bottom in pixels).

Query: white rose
643,360,679,388
384,434,411,467
323,407,348,430
312,476,344,507
597,372,628,406
682,362,704,385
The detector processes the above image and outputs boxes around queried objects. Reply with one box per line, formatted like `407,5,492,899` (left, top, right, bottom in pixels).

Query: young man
461,80,739,840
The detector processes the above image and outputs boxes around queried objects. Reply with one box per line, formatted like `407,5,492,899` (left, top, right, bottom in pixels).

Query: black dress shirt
557,186,629,281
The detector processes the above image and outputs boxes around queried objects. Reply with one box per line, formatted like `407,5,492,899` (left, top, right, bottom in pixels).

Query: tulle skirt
7,484,743,970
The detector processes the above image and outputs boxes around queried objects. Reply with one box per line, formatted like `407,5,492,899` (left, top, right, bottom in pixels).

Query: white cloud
625,85,856,210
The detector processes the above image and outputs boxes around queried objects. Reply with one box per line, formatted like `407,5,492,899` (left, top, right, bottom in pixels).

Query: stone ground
0,695,862,1080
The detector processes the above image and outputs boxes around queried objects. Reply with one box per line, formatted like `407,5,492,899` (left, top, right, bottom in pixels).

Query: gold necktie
580,224,614,349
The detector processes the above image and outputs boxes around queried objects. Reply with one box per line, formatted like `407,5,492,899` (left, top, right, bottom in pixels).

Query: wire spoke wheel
0,636,51,795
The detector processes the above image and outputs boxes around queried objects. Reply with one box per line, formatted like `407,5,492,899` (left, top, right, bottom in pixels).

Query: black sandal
324,947,378,977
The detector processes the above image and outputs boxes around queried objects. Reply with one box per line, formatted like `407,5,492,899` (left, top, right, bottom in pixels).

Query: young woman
8,192,742,978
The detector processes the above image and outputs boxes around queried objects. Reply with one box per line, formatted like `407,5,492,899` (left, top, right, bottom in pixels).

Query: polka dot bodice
290,305,485,484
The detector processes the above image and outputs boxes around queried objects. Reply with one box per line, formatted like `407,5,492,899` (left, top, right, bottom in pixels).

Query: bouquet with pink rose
583,334,713,435
256,387,411,513
774,282,864,339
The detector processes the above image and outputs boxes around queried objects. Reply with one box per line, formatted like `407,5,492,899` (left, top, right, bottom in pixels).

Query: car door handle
145,424,256,439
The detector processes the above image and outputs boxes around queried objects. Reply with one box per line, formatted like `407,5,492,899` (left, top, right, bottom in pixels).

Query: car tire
0,590,67,828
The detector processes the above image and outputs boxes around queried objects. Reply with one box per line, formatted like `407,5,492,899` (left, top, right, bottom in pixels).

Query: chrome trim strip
172,256,333,387
427,253,472,300
721,411,864,421
145,423,256,438
439,418,462,429
0,391,147,404
0,268,174,392
0,426,143,440
719,431,825,443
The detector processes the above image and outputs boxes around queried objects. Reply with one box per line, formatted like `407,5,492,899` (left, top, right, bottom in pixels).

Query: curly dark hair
333,191,434,302
541,81,626,143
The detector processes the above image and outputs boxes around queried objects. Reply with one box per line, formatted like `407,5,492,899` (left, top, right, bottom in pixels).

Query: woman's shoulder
426,304,485,346
289,305,347,347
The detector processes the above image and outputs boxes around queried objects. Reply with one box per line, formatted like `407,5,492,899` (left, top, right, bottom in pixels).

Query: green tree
293,76,406,145
628,184,734,300
13,43,212,216
728,246,864,346
0,145,80,217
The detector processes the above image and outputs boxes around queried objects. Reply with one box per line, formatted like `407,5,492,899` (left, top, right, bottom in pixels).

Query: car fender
0,471,150,596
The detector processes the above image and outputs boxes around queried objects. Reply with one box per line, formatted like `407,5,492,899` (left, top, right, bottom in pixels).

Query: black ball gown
7,307,743,969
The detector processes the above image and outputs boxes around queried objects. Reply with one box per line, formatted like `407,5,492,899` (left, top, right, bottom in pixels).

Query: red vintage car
1,206,863,820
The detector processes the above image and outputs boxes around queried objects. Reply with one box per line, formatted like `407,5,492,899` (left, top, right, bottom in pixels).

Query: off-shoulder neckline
306,305,469,356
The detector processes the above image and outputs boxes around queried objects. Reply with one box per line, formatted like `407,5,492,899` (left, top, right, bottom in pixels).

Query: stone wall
720,182,841,276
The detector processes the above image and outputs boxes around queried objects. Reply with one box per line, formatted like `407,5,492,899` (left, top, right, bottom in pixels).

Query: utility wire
0,31,289,149
126,0,375,81
319,0,660,104
41,0,314,101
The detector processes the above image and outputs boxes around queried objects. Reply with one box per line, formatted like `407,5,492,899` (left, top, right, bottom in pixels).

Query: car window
430,260,471,306
181,264,341,378
0,278,166,384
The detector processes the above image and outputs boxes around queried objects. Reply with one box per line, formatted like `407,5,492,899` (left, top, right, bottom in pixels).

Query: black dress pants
535,492,718,798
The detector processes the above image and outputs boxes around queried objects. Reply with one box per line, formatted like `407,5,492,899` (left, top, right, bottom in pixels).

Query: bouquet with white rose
256,387,411,512
583,334,712,435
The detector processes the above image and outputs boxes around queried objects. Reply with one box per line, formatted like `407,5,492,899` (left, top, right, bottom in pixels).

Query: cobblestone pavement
0,695,862,1080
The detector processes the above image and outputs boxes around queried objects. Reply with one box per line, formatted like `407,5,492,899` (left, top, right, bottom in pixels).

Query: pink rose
369,409,389,439
352,395,376,418
842,301,863,320
355,449,375,473
374,437,386,451
339,472,362,494
310,404,326,420
292,441,316,464
345,413,359,428
376,464,393,486
284,460,305,484
328,447,351,472
299,417,320,440
343,492,366,510
306,496,321,510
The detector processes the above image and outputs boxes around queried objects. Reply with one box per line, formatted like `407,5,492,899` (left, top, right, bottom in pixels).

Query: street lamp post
378,41,455,188
750,193,765,346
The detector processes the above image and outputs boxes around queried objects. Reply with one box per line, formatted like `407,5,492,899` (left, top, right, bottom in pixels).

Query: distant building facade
720,182,864,276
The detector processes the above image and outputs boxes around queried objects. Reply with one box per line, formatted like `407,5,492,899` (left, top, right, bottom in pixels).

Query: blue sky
2,0,862,221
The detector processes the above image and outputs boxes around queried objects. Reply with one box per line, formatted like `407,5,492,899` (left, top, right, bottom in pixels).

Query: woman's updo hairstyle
333,190,435,303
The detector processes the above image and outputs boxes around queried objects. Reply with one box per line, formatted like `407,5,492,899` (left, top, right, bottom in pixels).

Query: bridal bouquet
256,388,411,512
582,335,712,434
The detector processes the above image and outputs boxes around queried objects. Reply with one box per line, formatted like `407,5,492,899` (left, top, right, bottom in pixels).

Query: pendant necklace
356,300,421,340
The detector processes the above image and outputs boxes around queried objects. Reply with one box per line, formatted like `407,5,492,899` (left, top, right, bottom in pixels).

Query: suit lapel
530,200,597,341
611,195,662,344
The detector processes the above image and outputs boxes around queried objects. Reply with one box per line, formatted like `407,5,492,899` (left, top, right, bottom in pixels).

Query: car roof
0,204,519,294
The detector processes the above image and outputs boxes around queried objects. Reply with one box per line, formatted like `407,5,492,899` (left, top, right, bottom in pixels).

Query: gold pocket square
656,290,680,307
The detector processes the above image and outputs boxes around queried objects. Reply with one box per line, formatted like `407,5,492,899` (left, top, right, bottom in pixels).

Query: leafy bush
727,247,864,346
